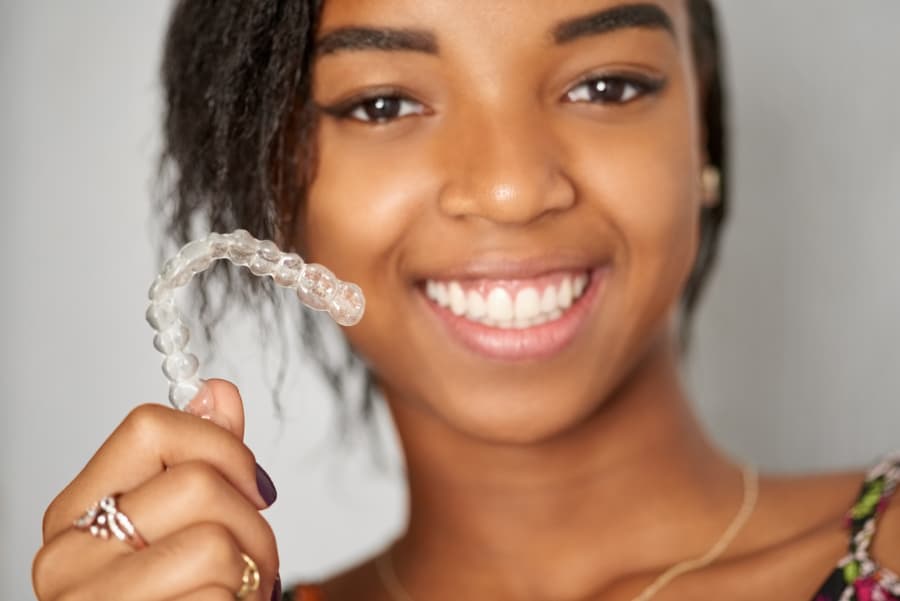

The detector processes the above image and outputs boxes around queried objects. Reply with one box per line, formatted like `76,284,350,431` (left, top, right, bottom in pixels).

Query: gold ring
235,553,261,599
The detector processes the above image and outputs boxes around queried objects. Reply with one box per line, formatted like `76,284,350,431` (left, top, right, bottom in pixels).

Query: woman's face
298,0,706,442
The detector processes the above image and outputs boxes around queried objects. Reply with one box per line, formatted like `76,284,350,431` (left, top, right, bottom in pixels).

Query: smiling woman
302,0,711,451
28,2,899,601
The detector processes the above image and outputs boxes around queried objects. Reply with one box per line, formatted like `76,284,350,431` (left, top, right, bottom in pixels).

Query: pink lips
422,267,606,361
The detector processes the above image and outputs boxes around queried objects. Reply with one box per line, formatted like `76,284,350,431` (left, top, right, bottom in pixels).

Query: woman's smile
419,261,609,361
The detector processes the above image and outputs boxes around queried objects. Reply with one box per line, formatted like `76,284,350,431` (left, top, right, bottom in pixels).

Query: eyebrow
316,27,438,57
553,3,675,44
314,3,674,58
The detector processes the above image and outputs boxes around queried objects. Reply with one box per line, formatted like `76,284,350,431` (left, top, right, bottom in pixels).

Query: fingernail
186,382,232,430
256,463,278,507
271,574,282,601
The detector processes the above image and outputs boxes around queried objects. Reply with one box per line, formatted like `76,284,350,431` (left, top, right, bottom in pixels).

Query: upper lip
411,251,610,282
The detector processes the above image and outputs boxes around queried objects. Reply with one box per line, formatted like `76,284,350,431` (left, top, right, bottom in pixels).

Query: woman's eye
345,95,425,123
564,76,661,105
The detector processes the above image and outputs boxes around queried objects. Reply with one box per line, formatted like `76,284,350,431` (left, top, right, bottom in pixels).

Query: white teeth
448,282,466,316
514,287,540,321
573,274,587,298
486,288,514,321
540,286,557,313
466,289,486,319
558,278,573,309
434,282,448,307
424,271,591,329
513,317,531,329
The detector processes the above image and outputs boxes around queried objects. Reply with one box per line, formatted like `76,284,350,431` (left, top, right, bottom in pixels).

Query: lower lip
420,268,607,362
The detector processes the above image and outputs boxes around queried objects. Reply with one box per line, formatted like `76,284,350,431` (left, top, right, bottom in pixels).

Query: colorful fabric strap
813,453,900,601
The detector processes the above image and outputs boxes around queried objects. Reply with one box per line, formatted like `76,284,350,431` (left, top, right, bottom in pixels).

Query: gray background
2,1,898,599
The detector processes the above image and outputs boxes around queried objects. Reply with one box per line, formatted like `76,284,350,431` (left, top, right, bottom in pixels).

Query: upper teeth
425,273,589,329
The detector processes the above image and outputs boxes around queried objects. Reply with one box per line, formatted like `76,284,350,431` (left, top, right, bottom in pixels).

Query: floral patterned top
285,454,900,601
813,454,899,601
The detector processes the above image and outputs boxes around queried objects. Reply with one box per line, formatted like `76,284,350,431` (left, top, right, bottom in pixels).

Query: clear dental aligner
146,229,365,410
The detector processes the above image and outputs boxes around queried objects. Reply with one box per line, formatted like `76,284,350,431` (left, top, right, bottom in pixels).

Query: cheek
613,152,700,302
567,99,702,318
301,119,429,275
299,121,431,357
574,100,702,376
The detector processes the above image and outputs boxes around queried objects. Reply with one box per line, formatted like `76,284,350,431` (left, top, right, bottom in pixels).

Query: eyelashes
319,92,428,124
564,73,666,105
318,73,668,125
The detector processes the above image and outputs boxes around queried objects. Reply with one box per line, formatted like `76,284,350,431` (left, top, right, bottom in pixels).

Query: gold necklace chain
376,464,759,601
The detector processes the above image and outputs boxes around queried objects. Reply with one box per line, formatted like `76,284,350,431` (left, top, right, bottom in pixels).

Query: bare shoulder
700,469,862,600
759,468,863,526
729,458,900,600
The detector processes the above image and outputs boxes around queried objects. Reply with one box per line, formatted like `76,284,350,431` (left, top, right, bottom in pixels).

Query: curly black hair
157,0,729,424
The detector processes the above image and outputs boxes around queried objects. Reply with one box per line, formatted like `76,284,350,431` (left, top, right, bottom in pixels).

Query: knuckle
258,518,280,570
122,402,170,431
120,403,170,447
41,489,80,544
189,522,241,567
31,545,55,599
41,497,64,543
168,461,226,504
33,536,94,601
52,586,91,601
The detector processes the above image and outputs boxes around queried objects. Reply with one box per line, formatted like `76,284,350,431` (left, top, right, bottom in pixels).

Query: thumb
184,378,246,440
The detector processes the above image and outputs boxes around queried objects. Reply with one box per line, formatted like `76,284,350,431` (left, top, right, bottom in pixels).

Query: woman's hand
32,379,280,601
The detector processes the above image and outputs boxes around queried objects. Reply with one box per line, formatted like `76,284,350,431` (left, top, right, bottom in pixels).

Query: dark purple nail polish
271,574,282,601
256,463,277,506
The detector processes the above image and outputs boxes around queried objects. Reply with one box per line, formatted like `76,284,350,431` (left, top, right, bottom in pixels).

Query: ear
700,164,722,209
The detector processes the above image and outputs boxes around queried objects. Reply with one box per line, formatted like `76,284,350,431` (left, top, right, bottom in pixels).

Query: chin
440,386,607,445
375,343,628,446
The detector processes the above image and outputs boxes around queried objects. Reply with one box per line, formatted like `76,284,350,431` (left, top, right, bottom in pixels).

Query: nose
437,105,576,226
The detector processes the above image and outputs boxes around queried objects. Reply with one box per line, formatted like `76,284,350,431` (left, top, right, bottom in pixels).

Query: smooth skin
32,1,899,600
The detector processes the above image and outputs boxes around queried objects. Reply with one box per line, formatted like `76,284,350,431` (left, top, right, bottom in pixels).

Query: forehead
315,0,692,49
